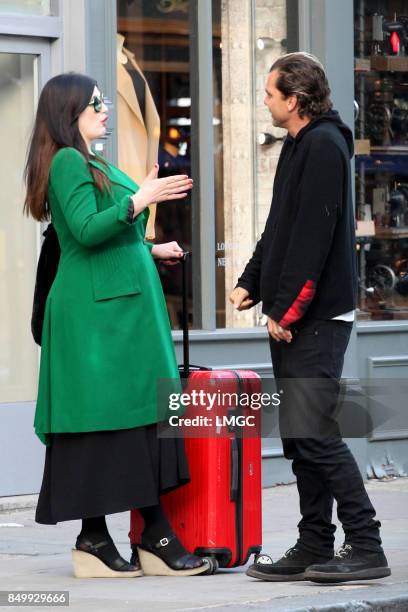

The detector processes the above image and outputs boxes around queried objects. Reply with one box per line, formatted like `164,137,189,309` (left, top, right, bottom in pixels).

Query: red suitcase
129,254,262,573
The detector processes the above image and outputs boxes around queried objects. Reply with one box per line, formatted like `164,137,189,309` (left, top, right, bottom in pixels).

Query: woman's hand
151,241,184,265
131,164,192,218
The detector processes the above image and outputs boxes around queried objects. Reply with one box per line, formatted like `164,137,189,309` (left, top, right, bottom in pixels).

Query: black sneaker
246,546,333,582
304,543,391,583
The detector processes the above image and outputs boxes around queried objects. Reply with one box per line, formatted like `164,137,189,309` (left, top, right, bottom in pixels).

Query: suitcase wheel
201,556,219,575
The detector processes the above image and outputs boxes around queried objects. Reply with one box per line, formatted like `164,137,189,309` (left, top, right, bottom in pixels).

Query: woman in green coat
24,73,208,579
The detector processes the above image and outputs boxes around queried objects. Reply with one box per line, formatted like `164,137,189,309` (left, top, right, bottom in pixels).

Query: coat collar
88,156,138,192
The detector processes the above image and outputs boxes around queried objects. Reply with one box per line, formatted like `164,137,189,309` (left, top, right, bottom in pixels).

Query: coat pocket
90,245,141,301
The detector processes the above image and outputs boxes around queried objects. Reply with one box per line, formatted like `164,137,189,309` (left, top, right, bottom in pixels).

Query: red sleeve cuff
278,280,316,328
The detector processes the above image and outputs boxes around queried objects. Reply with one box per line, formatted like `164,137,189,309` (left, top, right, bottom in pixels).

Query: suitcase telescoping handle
179,252,211,378
181,251,190,378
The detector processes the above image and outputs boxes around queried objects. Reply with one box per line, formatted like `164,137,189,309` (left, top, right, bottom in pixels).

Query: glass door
0,36,51,496
0,37,50,404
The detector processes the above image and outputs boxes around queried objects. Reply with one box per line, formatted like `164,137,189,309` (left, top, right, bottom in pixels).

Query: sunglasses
88,94,105,113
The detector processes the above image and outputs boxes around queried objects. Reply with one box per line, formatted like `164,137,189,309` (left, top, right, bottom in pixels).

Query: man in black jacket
230,53,390,583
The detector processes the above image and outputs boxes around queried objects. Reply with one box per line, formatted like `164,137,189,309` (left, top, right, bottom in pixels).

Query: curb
0,495,38,513
290,596,408,612
181,595,408,612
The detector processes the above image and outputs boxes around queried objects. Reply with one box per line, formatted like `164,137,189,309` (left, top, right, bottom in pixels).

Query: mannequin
116,33,160,239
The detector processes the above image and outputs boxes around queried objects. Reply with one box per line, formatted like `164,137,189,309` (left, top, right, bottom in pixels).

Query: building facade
1,0,407,496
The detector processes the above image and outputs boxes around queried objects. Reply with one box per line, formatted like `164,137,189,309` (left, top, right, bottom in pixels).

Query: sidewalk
1,479,407,611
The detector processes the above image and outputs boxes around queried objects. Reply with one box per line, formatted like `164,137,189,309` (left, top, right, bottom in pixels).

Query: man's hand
267,317,292,343
229,287,254,311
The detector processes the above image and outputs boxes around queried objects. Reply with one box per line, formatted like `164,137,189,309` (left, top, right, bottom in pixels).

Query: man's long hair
23,72,110,221
270,52,333,120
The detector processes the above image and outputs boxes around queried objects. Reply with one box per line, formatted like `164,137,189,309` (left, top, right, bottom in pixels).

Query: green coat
34,147,180,446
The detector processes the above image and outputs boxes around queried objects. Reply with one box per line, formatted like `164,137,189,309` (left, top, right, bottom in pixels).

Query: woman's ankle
139,504,172,543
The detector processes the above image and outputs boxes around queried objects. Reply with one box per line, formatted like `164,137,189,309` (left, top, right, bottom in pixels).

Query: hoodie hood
291,110,354,159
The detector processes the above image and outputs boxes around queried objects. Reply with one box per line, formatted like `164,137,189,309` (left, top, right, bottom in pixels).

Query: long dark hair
24,72,110,221
270,52,333,120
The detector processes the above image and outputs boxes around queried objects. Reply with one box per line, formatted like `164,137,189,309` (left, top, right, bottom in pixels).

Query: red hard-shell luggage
129,254,262,572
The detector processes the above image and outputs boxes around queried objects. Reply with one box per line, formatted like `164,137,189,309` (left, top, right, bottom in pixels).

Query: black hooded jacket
237,110,357,327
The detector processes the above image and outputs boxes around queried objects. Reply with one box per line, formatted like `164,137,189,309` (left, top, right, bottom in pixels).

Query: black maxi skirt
35,424,190,525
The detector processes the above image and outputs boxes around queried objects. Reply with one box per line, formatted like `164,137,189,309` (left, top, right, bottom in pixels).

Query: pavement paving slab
0,479,407,611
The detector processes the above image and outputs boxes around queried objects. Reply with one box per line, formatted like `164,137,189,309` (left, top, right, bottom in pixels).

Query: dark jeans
269,318,383,555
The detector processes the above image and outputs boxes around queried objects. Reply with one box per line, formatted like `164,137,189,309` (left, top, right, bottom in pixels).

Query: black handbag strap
31,223,60,345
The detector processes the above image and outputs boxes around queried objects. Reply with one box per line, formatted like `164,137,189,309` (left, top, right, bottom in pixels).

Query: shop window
116,0,289,330
354,0,408,321
0,0,51,16
116,0,223,329
219,1,287,329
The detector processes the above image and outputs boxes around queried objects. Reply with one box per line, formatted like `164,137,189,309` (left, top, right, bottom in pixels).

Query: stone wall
255,0,287,238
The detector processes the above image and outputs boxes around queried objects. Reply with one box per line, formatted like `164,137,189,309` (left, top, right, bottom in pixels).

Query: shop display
370,12,408,56
355,0,408,320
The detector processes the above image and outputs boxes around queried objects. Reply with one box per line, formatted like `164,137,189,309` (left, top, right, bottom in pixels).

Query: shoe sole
305,567,391,583
137,547,210,577
72,549,143,578
246,567,306,582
